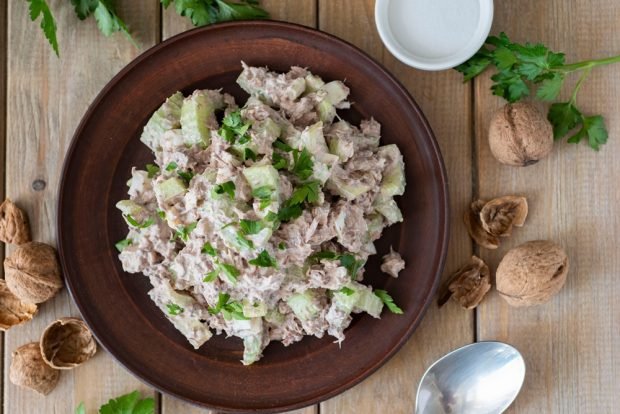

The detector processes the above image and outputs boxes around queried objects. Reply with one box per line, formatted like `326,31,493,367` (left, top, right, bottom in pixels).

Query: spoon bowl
416,342,525,414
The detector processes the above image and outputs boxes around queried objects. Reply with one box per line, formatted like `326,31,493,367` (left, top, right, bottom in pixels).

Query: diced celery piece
286,290,320,321
317,100,337,124
242,164,280,192
326,166,371,200
242,300,268,317
140,91,184,151
312,152,339,185
155,177,187,201
376,144,406,201
321,81,349,105
180,90,225,147
300,122,329,154
264,308,286,325
327,136,354,162
375,198,404,225
115,200,143,216
354,287,383,318
304,74,325,93
242,335,263,365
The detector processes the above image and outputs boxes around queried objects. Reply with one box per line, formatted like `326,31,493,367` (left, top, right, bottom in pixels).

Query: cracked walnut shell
0,279,38,331
10,342,60,395
438,255,491,309
464,200,500,249
41,317,97,369
480,196,528,237
496,240,569,307
489,102,554,166
4,242,63,304
0,199,31,245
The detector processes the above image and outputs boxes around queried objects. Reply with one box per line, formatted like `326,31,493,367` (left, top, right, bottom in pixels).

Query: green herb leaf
278,241,286,250
214,0,269,21
338,287,355,296
219,110,251,144
214,181,236,199
277,203,303,222
157,210,166,219
71,0,99,19
219,263,240,283
291,148,314,180
178,170,194,185
252,186,274,200
221,300,248,320
125,215,154,229
273,139,293,152
166,303,184,316
264,211,278,222
310,251,339,261
28,0,59,56
201,241,217,256
165,162,178,171
115,238,132,252
548,102,582,139
93,0,137,47
536,73,565,101
75,401,86,414
209,292,231,314
339,254,365,278
236,232,255,249
145,163,160,178
570,115,608,150
244,148,257,161
98,390,155,414
289,181,320,206
374,289,403,314
203,269,219,282
248,250,277,267
175,222,197,242
239,219,264,235
272,152,288,170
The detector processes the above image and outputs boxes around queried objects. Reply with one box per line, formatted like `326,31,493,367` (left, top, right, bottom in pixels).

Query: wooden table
2,1,619,412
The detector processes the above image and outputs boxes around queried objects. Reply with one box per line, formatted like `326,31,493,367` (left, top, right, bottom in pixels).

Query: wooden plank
475,0,620,412
3,2,159,413
0,0,6,405
318,1,475,413
161,3,318,414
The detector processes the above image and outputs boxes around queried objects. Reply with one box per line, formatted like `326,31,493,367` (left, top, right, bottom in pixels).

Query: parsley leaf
165,161,178,171
248,250,277,267
208,292,248,320
203,269,219,282
273,139,293,152
28,0,59,56
291,148,314,180
548,102,582,139
178,170,194,185
175,222,197,242
166,303,184,316
536,73,565,101
201,242,217,256
98,390,155,414
125,215,154,229
244,148,257,161
374,290,404,314
115,238,132,252
71,0,99,20
239,219,264,235
289,181,320,206
145,163,160,178
93,0,137,47
568,115,608,150
75,401,86,414
339,254,365,278
214,181,236,199
218,263,240,283
277,203,303,222
157,210,166,219
338,287,355,296
214,0,269,21
272,152,288,170
252,186,274,200
236,232,255,249
309,251,339,261
219,110,251,144
278,241,286,250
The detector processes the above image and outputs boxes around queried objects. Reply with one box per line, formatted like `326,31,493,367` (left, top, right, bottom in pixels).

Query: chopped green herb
236,232,255,249
145,163,160,178
374,289,403,314
278,241,286,250
259,199,271,210
163,0,268,28
239,219,264,235
29,0,59,56
208,292,231,314
219,127,236,143
310,251,365,278
221,300,248,320
291,148,314,180
252,186,274,200
289,181,320,205
165,161,178,171
166,303,184,316
201,241,217,256
310,251,339,261
92,389,154,414
178,170,194,185
214,181,236,199
219,262,240,283
175,222,197,242
277,203,303,222
238,134,251,145
265,211,278,222
157,210,166,219
244,148,257,161
339,287,355,296
248,250,277,267
203,269,219,282
272,152,288,170
125,214,154,229
219,110,251,144
115,238,132,252
273,139,293,152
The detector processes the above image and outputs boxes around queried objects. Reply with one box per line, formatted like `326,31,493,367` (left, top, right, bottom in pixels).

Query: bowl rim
375,0,494,71
58,20,450,412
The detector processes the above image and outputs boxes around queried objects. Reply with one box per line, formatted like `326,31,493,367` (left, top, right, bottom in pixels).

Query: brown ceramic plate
58,21,448,412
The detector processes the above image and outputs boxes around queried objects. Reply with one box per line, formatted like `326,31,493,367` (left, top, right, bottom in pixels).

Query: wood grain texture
3,1,159,413
475,0,620,412
161,4,318,414
0,0,6,405
318,1,474,413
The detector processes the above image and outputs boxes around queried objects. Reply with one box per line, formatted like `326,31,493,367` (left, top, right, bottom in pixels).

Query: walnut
40,317,97,369
9,342,60,395
463,200,500,249
0,279,38,331
489,102,554,166
437,256,491,309
0,199,31,245
480,196,528,237
4,242,63,304
496,240,569,306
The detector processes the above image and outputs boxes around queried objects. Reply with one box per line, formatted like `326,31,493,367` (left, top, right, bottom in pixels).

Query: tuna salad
115,63,407,365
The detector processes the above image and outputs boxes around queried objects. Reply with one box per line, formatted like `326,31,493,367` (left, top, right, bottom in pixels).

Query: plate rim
57,19,450,413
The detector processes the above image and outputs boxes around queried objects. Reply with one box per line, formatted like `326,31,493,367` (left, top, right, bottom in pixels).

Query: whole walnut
489,102,554,166
496,240,569,306
4,242,63,304
0,199,31,245
9,342,60,395
0,280,38,331
40,317,97,369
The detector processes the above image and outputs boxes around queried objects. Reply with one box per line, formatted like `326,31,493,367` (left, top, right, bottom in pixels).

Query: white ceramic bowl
375,0,494,71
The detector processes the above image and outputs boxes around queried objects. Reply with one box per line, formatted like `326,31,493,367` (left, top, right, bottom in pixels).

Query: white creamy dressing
387,0,481,59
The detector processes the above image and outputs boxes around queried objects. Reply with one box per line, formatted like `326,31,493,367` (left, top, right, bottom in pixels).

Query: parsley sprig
309,251,365,279
218,110,251,144
248,250,277,267
76,390,155,414
163,0,268,27
208,292,248,320
457,32,620,150
374,289,404,314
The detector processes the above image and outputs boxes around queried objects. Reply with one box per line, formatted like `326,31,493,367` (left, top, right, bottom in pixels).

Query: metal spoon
415,342,525,414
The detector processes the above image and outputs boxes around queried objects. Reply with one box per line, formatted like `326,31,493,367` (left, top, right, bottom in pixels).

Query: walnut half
0,280,38,331
437,256,491,309
40,317,97,369
464,196,528,249
0,199,31,245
